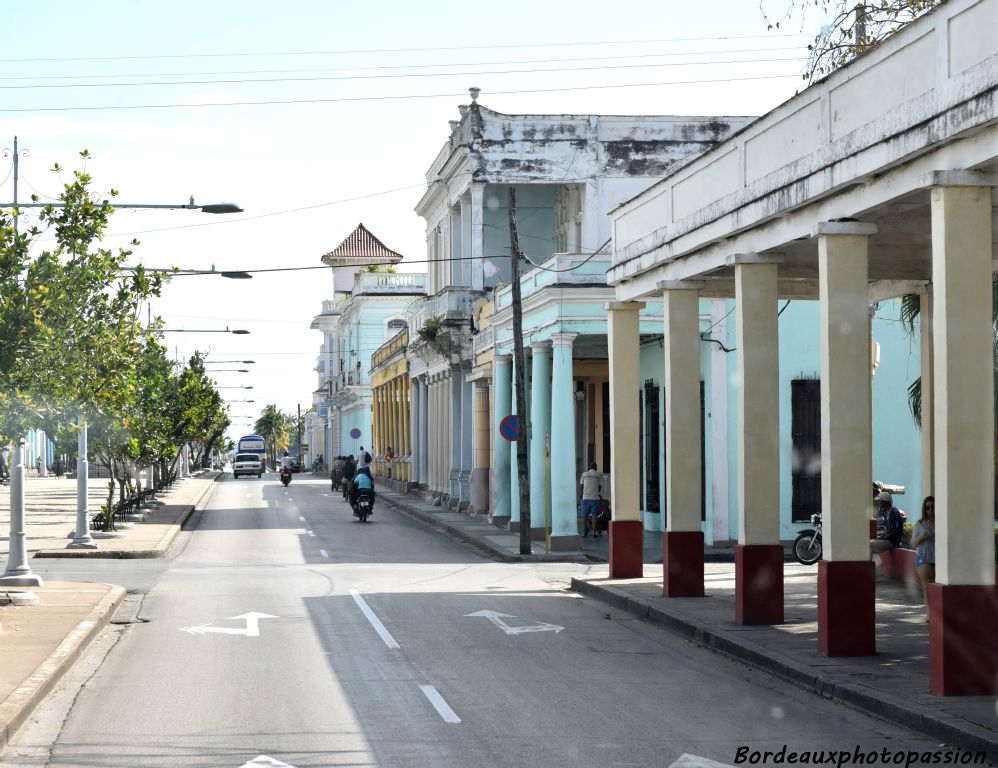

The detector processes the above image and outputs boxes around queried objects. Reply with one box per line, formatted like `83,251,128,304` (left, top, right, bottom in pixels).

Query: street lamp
205,360,257,364
158,328,250,335
207,368,251,373
217,386,254,389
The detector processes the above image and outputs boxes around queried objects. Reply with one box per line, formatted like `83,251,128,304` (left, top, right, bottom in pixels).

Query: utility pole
508,188,532,555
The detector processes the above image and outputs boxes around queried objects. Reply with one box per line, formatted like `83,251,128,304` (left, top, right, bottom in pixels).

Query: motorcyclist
351,467,375,510
280,451,293,483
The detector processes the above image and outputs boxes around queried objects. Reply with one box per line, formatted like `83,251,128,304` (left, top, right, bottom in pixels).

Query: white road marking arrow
180,612,278,637
240,756,297,767
465,610,564,635
668,754,735,768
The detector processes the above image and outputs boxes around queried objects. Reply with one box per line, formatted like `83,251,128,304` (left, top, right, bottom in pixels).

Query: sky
0,0,826,446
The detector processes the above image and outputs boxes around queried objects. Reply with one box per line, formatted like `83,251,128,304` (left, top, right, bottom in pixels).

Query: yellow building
370,328,412,486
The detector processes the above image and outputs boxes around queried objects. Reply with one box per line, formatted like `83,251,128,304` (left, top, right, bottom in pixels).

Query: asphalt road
6,474,946,768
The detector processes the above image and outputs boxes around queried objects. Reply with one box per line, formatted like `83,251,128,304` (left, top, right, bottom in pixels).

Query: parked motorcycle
352,488,375,522
792,513,823,564
280,467,292,487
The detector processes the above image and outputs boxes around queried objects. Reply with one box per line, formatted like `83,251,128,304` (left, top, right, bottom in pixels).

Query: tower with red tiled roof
322,223,404,295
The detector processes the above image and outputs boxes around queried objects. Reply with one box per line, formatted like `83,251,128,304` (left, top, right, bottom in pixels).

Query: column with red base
607,302,646,578
815,222,878,656
927,179,998,695
661,282,705,597
734,257,784,624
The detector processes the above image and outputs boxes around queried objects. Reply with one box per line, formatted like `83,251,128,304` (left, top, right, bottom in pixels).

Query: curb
377,492,589,563
34,475,220,560
571,578,998,763
0,584,125,757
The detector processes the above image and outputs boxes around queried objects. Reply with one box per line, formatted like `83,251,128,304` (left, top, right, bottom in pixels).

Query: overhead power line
0,45,808,83
0,73,801,114
0,33,814,64
0,56,804,91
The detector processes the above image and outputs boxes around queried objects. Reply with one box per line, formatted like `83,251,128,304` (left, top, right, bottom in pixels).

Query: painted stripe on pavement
307,530,315,537
419,685,461,723
349,589,400,649
320,549,329,558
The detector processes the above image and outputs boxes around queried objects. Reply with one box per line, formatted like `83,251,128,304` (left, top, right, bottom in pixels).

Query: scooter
352,488,375,522
792,513,823,564
280,467,292,487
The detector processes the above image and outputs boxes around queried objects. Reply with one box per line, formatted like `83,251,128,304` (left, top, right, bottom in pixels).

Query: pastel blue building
308,224,425,466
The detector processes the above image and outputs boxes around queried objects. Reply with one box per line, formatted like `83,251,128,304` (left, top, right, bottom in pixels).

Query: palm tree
254,404,291,469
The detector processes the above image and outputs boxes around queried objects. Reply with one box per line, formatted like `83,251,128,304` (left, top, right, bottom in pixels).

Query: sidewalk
0,473,219,756
375,483,998,763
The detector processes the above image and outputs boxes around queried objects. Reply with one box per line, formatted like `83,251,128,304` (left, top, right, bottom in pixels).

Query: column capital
812,221,878,238
605,301,646,312
550,332,578,348
918,170,998,189
726,252,784,267
657,280,705,292
494,354,512,367
530,340,552,355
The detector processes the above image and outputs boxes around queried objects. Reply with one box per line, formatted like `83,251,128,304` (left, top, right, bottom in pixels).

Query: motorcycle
352,488,375,522
792,513,823,565
280,467,292,487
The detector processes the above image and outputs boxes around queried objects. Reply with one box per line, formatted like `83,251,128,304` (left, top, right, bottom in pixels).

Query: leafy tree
0,153,162,445
762,0,941,83
254,404,292,468
165,352,231,472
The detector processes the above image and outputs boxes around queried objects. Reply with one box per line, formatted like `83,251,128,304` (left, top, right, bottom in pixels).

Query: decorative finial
458,104,469,117
469,87,481,102
448,120,459,131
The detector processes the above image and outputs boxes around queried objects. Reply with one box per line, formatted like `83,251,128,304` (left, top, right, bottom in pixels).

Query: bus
237,435,267,462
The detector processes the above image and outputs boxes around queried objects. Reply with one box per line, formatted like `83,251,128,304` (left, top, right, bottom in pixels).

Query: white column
0,441,44,586
919,292,934,501
662,283,703,533
735,261,781,545
470,183,485,290
550,333,578,543
38,430,48,477
69,422,97,549
930,184,995,586
816,223,876,562
608,302,645,523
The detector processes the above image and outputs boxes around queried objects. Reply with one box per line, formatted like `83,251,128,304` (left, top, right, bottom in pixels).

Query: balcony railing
472,326,494,356
371,329,409,369
353,272,426,295
494,253,610,310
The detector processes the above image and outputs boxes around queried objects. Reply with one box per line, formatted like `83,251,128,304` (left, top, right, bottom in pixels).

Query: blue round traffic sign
349,427,362,440
499,414,521,442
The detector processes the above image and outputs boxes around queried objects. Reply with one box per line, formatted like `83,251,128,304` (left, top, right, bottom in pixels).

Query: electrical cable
0,56,805,91
0,33,815,64
0,45,810,83
0,73,802,114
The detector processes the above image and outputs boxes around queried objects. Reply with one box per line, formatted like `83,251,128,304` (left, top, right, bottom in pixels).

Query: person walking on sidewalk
911,496,936,616
579,462,603,537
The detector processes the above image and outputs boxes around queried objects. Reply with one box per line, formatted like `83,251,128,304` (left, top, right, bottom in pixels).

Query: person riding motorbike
279,451,293,484
341,455,357,500
351,467,375,511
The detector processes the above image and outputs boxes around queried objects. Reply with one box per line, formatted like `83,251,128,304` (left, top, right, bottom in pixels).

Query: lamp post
0,441,42,592
158,328,251,335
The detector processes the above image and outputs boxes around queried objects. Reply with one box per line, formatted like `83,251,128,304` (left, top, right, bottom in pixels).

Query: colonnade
606,182,996,695
490,334,580,548
372,376,412,481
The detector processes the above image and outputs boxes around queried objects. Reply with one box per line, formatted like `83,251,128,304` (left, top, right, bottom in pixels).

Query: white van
232,453,263,479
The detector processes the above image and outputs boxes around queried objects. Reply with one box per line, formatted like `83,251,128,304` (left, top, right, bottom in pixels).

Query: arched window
386,318,406,340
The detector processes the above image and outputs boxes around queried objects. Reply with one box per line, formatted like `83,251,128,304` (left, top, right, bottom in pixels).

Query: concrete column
550,333,579,550
529,342,552,539
470,183,485,291
607,301,645,577
471,380,491,515
919,292,934,498
69,422,97,550
0,441,43,587
661,283,705,597
449,369,461,503
419,377,429,485
734,260,783,624
815,221,877,657
509,365,521,528
459,371,473,507
428,378,437,490
37,430,48,477
926,182,997,695
493,356,512,525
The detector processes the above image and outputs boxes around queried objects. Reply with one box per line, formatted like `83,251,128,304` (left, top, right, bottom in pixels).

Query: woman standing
911,496,936,618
